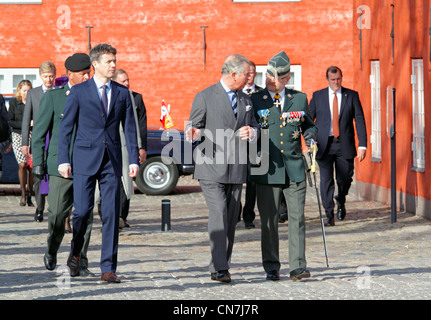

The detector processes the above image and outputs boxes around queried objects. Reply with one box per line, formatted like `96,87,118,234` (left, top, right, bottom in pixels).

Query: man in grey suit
21,61,56,222
186,54,260,283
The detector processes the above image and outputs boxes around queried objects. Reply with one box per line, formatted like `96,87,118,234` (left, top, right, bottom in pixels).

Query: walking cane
308,139,329,268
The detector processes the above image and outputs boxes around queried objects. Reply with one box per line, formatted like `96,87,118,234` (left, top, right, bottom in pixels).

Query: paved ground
0,175,430,305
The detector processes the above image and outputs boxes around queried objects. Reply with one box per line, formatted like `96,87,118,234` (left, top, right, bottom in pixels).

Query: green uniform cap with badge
266,51,290,79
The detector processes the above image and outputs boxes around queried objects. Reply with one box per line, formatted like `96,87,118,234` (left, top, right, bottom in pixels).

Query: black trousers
317,138,354,219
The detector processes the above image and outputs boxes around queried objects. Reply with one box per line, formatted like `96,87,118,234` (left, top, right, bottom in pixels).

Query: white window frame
255,65,302,91
0,1,41,4
411,59,425,171
370,60,381,161
0,68,41,95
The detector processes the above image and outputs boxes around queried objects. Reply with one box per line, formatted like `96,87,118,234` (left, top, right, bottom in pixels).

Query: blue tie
229,91,237,117
101,85,108,114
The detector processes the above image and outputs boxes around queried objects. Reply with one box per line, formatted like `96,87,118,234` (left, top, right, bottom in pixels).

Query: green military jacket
250,87,317,184
31,84,74,178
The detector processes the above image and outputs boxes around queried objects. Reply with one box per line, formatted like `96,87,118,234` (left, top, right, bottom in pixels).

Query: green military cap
65,53,91,72
267,51,290,79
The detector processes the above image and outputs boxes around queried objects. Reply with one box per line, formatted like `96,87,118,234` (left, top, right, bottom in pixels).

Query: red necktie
332,91,339,138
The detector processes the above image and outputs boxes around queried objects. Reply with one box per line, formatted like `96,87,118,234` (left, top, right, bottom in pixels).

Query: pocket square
246,105,252,112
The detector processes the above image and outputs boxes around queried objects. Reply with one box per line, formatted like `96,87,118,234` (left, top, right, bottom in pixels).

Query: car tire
135,156,179,195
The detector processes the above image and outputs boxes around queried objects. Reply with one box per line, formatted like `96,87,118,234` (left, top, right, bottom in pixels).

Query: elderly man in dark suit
186,54,260,283
58,44,139,283
309,66,367,226
21,61,56,222
32,53,94,276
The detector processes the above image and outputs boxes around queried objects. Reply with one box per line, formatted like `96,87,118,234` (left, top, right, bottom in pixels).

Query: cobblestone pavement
0,175,430,303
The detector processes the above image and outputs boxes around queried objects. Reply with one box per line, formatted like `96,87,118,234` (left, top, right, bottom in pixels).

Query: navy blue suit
309,87,367,219
58,77,138,273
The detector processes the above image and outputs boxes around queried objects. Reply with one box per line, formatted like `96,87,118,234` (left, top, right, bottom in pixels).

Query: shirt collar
93,75,112,89
328,86,342,95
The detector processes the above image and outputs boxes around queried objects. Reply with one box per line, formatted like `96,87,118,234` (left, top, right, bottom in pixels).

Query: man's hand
139,149,147,164
357,149,366,162
129,165,139,178
22,146,30,157
185,127,201,142
303,131,316,147
32,164,47,181
58,164,71,179
238,126,255,141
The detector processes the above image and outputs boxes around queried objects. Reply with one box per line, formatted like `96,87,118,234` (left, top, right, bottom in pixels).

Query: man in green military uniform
250,51,317,281
31,53,94,276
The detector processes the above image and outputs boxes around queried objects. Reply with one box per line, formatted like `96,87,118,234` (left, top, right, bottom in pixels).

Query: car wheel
135,156,179,195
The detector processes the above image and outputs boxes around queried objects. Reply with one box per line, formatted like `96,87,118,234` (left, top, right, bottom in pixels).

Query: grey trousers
199,180,242,273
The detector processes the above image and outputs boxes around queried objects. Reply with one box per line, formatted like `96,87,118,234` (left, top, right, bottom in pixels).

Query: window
255,65,302,91
370,60,381,161
0,68,40,95
0,1,42,4
411,59,425,171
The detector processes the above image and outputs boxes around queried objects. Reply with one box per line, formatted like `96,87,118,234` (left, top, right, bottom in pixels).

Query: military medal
281,112,288,126
292,129,301,140
257,109,270,129
273,93,282,108
286,111,306,123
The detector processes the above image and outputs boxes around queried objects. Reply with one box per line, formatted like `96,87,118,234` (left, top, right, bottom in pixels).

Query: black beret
65,53,91,72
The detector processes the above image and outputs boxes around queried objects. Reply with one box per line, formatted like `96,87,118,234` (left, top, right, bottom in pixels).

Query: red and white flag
160,99,174,130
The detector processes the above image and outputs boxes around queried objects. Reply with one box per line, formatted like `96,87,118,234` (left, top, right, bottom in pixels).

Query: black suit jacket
309,87,367,160
131,91,147,150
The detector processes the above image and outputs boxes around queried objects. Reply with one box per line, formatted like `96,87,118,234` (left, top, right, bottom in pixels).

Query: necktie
332,91,339,138
230,91,237,117
246,88,251,94
101,85,108,114
274,93,281,108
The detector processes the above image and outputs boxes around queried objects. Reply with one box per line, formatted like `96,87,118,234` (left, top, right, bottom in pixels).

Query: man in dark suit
250,51,317,281
309,66,367,226
240,60,263,229
21,61,56,222
58,44,139,283
31,53,94,276
111,69,147,228
186,54,260,283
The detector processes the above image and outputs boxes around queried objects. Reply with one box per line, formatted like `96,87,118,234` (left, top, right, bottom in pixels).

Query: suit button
280,125,283,128
280,133,284,136
280,141,284,145
281,149,284,153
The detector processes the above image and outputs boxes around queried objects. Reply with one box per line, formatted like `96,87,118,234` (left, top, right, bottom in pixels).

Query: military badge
286,111,306,123
257,109,270,129
292,129,301,140
281,112,288,126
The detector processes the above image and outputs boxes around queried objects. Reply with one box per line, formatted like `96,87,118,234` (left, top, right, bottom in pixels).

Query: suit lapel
340,87,348,117
282,88,293,112
109,82,120,117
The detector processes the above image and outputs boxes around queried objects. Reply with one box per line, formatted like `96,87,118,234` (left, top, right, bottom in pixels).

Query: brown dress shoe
101,272,121,283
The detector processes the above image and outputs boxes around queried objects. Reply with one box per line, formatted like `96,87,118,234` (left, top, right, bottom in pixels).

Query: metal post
161,199,171,231
391,88,397,223
85,26,93,53
200,26,208,69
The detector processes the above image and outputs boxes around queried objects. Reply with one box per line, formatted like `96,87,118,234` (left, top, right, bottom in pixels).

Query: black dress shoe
210,270,231,283
337,203,346,220
266,270,280,281
244,221,255,229
79,267,95,277
67,253,81,277
325,217,335,226
44,253,57,271
27,195,34,207
279,211,288,223
290,268,310,281
34,209,43,222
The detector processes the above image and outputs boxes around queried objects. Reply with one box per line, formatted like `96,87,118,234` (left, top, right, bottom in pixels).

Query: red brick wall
1,0,354,128
353,0,431,207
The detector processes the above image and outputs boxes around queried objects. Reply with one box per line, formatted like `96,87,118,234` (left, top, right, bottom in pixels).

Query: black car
0,126,195,195
135,126,195,195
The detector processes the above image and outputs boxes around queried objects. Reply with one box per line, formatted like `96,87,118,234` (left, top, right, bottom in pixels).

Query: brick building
352,0,431,219
0,0,355,127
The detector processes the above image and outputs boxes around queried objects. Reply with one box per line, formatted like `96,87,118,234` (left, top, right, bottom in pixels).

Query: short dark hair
89,43,117,64
326,66,343,79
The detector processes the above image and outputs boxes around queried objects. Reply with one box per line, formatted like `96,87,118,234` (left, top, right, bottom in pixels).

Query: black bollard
161,199,171,231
